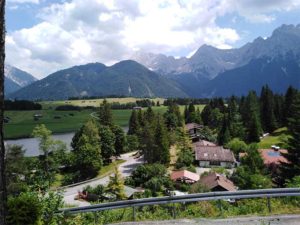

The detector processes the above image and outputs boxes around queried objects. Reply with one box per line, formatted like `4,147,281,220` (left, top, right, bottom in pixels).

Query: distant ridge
9,60,187,100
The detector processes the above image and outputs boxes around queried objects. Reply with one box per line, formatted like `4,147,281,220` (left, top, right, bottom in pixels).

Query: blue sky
5,0,300,78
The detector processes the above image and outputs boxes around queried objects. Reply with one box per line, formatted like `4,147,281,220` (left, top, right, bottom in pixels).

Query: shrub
7,192,42,225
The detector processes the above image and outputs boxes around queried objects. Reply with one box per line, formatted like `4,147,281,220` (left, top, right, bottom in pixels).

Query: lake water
5,127,128,157
5,132,75,157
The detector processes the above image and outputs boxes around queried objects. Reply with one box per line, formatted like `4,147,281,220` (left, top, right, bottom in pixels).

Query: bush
7,192,42,225
55,105,81,111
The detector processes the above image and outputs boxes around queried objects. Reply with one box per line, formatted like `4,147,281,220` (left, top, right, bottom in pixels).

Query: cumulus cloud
8,0,39,4
230,0,300,23
5,0,300,78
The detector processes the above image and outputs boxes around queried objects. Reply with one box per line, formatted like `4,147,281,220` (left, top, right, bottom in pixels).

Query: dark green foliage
260,85,277,133
176,149,194,170
201,104,212,126
281,93,300,182
126,135,139,152
126,164,169,188
283,86,298,126
5,145,28,195
7,192,41,225
242,91,262,143
99,125,116,163
175,129,194,169
127,110,140,135
217,114,231,145
227,96,245,139
153,116,170,165
71,120,102,180
164,102,183,130
4,100,41,110
232,144,271,189
99,99,113,126
111,125,126,156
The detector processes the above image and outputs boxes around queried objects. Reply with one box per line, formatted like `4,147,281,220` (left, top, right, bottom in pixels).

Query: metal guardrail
60,188,300,215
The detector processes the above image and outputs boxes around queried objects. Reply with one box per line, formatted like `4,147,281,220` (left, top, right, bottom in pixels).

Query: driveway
62,151,144,207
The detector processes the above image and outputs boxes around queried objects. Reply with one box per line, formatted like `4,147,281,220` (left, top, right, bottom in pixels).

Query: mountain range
4,65,37,95
7,24,300,100
9,60,187,100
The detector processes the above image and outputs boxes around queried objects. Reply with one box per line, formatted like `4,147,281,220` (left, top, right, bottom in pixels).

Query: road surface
62,151,144,206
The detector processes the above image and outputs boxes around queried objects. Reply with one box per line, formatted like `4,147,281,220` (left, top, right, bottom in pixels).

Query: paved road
112,214,300,225
62,152,144,207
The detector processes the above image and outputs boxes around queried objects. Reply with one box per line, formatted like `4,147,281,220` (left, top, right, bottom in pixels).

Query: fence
59,188,300,221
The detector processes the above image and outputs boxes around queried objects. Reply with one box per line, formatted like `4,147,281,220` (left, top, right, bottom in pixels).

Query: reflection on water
5,127,128,157
5,132,75,157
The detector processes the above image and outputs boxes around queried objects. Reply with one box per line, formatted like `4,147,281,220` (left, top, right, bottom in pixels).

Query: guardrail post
267,197,272,213
132,206,136,221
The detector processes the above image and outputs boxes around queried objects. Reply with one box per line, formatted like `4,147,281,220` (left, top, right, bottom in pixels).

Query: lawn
258,127,290,149
4,103,205,139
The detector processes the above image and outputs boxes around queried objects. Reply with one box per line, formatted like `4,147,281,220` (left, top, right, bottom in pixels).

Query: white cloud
8,0,39,4
230,0,300,23
7,0,300,78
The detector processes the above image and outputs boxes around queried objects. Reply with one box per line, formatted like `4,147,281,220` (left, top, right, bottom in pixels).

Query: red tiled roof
171,170,200,183
199,172,237,191
259,149,289,165
185,123,203,130
193,140,217,147
194,146,236,162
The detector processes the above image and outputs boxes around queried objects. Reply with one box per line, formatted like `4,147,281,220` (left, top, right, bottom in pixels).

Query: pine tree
107,166,126,200
99,125,116,163
140,122,155,163
227,96,245,139
283,86,298,126
111,125,126,156
127,110,140,135
218,114,231,145
243,91,262,143
99,99,113,126
145,106,155,122
201,104,212,126
153,116,170,164
260,85,277,133
281,93,300,182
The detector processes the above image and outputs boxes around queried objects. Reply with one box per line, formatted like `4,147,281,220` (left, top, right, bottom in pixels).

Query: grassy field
258,127,290,149
41,97,166,108
4,104,205,139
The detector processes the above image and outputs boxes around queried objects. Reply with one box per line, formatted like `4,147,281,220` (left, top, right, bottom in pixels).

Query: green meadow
4,99,205,139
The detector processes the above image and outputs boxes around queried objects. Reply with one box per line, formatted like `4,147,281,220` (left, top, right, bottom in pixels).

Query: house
193,140,217,148
199,172,237,192
194,145,236,168
185,123,203,141
171,170,200,184
259,148,289,171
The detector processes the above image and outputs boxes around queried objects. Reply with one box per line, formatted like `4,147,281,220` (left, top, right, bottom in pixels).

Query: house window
204,153,208,157
210,161,221,166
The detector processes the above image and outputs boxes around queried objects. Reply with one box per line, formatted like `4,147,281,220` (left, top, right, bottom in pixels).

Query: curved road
62,152,144,206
